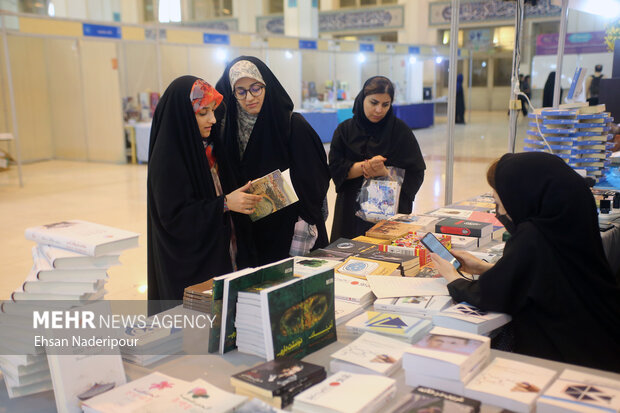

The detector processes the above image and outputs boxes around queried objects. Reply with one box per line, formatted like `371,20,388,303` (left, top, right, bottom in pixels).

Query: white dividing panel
120,42,158,99
188,46,227,86
45,38,88,160
335,52,361,102
407,60,424,103
160,44,189,90
301,50,333,105
361,53,380,82
265,49,302,109
80,39,124,162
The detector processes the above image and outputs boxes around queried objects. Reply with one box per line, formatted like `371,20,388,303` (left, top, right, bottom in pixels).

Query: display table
392,102,434,129
2,321,619,412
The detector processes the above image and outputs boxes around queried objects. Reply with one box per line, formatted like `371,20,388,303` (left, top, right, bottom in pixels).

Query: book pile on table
292,371,396,413
374,295,453,319
230,357,326,409
182,279,213,314
392,386,481,413
402,327,491,395
82,371,247,413
525,104,614,182
464,357,557,413
345,310,432,343
329,332,411,376
432,302,511,335
334,273,374,325
0,220,139,399
380,231,452,266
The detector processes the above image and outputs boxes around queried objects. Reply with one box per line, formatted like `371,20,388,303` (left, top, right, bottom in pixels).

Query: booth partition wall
0,12,445,164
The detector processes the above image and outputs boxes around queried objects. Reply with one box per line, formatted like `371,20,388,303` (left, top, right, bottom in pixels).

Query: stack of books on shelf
292,371,397,413
334,273,375,325
230,358,326,409
537,369,620,413
329,332,411,376
221,258,336,360
374,295,453,319
402,327,491,395
0,220,139,399
391,386,482,413
432,302,512,335
525,104,614,182
464,357,557,413
345,310,432,343
182,279,213,314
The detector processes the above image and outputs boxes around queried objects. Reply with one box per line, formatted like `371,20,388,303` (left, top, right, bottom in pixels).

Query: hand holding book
226,181,262,215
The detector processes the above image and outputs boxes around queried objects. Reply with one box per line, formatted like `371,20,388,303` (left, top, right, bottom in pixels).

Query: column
284,0,318,38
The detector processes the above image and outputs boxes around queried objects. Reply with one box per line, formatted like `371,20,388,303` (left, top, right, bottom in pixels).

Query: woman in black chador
328,76,426,241
216,57,330,265
147,76,260,305
432,152,620,372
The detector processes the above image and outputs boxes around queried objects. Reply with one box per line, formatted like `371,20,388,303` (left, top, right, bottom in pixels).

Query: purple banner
536,31,608,55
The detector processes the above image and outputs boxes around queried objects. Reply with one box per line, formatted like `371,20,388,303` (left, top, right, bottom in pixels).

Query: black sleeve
288,113,330,226
328,123,356,192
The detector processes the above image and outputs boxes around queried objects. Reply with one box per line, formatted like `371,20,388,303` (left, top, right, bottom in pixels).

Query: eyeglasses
234,83,265,100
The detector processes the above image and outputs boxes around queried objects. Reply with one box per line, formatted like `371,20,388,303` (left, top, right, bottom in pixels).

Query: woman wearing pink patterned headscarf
147,76,260,308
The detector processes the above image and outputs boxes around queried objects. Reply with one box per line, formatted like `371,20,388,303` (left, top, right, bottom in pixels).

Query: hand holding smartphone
419,232,462,270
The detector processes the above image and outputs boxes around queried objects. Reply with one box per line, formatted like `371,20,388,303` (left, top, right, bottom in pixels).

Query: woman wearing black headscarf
147,76,260,305
542,71,562,108
432,152,620,372
329,76,426,241
216,57,330,265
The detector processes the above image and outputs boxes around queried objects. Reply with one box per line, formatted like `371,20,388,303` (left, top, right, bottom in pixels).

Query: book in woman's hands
249,169,299,221
25,220,139,256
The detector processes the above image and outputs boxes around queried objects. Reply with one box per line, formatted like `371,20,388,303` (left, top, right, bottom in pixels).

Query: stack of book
392,386,482,413
374,295,453,319
434,217,494,241
365,220,422,240
386,214,439,232
464,357,557,413
334,273,374,325
224,259,336,360
525,104,614,182
182,279,213,314
292,371,397,413
537,369,620,413
345,310,432,343
230,358,326,409
329,332,411,376
432,302,511,336
402,327,491,395
380,232,452,266
0,220,139,399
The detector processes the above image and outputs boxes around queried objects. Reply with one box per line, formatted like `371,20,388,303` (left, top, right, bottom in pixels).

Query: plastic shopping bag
356,167,405,223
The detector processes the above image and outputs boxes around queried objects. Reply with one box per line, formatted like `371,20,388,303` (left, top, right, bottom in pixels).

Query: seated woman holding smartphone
431,152,620,373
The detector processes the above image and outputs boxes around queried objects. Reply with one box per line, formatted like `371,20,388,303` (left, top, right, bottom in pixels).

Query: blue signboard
203,33,230,45
360,43,374,52
409,46,420,54
299,40,318,50
82,23,121,39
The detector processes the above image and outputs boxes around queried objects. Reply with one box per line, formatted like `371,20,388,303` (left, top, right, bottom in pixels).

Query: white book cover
428,208,473,219
38,244,120,269
366,275,449,298
134,379,247,413
432,302,511,335
294,256,340,277
404,356,488,396
293,371,396,413
25,220,139,256
21,265,104,295
32,247,110,282
334,299,369,326
5,377,54,399
374,295,453,317
330,332,411,376
334,273,374,303
345,311,432,342
537,369,620,413
81,372,188,413
465,357,557,413
403,326,490,381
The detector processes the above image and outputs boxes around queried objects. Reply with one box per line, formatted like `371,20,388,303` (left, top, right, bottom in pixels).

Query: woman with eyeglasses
431,152,620,372
216,56,330,265
147,76,260,309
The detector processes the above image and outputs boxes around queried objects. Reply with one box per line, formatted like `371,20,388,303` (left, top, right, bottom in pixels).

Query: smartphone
419,232,462,270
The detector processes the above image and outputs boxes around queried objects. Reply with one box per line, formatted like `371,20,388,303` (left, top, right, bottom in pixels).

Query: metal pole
468,50,472,124
508,0,524,153
1,13,23,187
444,0,459,206
553,0,569,108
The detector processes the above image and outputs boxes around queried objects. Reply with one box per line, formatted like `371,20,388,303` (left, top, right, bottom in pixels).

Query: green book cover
207,275,227,353
221,259,294,354
302,269,337,355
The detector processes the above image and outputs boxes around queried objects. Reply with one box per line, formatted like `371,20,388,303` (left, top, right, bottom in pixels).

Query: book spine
435,223,484,238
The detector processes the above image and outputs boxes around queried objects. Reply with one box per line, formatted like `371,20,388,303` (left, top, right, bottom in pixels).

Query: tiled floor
0,110,529,301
